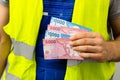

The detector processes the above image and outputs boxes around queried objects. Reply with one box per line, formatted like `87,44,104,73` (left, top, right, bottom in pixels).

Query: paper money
50,17,91,32
43,17,92,60
45,25,89,38
48,25,88,35
45,30,70,38
43,38,83,60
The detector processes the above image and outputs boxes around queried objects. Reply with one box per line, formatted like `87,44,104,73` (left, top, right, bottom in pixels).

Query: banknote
43,38,83,60
47,25,88,35
45,25,89,38
50,17,92,32
43,17,92,60
45,30,70,38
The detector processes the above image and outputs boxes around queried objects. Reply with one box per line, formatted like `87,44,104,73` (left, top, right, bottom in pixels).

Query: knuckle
97,39,103,45
78,39,81,45
73,41,77,45
98,47,103,52
83,39,87,44
84,46,89,51
78,46,81,50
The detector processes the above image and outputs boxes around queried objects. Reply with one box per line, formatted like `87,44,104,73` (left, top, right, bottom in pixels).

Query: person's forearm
0,36,11,77
0,4,11,77
106,36,120,62
107,18,120,62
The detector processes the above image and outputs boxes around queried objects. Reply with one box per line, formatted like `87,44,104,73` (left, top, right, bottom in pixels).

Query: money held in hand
43,17,92,60
43,38,83,60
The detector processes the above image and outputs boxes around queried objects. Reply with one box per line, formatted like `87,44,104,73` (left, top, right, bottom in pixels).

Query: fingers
70,32,102,40
70,38,103,46
72,45,103,53
79,52,107,62
69,32,108,62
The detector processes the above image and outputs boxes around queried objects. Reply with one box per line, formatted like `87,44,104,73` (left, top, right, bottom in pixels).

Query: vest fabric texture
2,0,115,80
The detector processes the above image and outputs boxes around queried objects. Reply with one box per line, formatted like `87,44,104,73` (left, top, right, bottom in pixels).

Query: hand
69,32,112,62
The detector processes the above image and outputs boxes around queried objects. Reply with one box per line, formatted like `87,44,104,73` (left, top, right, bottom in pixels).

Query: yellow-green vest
2,0,115,80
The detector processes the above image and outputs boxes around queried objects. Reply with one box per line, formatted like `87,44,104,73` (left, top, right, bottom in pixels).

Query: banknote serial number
45,40,56,44
48,32,60,38
53,18,65,25
49,26,61,31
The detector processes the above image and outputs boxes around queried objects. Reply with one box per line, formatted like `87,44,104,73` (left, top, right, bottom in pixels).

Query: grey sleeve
0,0,9,6
109,0,120,18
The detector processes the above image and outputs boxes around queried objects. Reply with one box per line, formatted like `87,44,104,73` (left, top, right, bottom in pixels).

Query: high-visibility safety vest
2,0,115,80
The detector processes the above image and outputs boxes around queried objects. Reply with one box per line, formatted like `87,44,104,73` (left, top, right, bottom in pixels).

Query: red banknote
43,38,83,60
47,25,88,35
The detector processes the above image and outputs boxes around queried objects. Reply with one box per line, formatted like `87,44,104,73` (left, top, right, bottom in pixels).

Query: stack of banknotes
43,17,92,60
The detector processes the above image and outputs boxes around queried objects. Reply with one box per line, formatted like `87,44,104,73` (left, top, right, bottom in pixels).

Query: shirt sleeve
0,0,9,6
109,0,120,19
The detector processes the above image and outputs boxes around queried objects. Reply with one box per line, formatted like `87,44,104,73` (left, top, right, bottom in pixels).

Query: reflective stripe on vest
12,39,35,60
2,64,20,80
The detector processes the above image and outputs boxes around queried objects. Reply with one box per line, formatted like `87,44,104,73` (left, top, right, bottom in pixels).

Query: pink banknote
43,38,83,60
47,25,88,35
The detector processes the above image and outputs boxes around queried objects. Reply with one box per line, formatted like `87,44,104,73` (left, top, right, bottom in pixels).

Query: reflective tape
67,60,81,66
12,39,35,60
67,59,96,66
2,64,20,80
6,73,20,80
